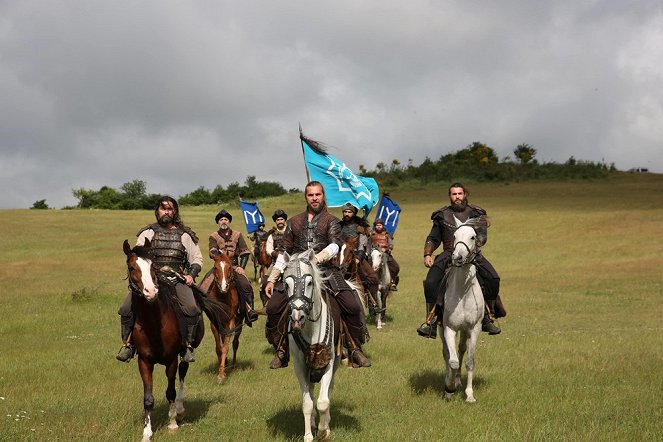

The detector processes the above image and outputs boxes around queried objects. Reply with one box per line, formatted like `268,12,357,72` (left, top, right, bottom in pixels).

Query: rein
287,258,322,323
127,254,154,295
286,257,332,356
212,267,244,338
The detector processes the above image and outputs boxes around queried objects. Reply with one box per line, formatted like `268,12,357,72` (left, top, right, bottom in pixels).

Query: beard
450,198,468,212
219,223,229,230
157,215,173,226
342,214,353,222
309,201,326,214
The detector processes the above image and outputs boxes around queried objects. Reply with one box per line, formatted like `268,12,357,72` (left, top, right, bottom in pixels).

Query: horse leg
316,361,335,441
211,324,225,384
231,328,241,369
375,289,383,329
218,332,231,384
138,358,155,442
464,324,481,403
292,350,315,442
165,359,179,432
176,361,188,423
442,326,459,399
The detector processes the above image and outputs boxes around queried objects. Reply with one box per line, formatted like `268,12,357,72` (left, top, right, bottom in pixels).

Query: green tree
31,199,49,209
513,143,537,164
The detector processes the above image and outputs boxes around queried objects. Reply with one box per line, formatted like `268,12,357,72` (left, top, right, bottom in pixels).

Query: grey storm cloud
1,0,662,208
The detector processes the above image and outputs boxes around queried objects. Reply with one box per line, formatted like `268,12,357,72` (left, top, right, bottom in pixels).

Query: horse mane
131,244,153,260
463,215,490,229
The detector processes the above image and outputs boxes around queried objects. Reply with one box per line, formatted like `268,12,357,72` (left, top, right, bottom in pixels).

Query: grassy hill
1,173,662,441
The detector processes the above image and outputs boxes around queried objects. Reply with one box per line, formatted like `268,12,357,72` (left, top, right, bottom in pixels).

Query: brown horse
258,239,272,269
124,238,187,441
338,237,369,312
124,239,228,441
208,251,244,384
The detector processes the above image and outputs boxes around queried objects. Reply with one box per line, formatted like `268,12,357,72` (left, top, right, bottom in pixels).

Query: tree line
32,141,616,209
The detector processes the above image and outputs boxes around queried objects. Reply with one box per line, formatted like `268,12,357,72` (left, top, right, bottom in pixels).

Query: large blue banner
301,135,379,216
239,200,265,234
374,194,401,235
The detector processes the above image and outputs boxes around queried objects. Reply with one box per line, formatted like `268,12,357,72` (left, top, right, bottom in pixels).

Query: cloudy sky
2,1,661,209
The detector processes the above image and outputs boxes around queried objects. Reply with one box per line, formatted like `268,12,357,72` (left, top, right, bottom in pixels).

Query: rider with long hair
117,195,203,363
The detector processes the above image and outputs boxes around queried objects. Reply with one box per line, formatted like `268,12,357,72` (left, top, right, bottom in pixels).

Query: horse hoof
217,376,226,385
466,396,476,404
317,429,331,441
444,391,455,400
167,424,179,433
176,412,185,424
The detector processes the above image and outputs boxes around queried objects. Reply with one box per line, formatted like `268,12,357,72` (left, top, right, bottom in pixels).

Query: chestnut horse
124,239,227,441
207,251,244,384
338,237,369,314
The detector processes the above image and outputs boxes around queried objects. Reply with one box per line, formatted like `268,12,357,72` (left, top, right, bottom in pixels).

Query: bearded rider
339,203,381,309
370,218,400,290
264,181,371,369
417,182,503,339
117,196,203,363
199,209,259,325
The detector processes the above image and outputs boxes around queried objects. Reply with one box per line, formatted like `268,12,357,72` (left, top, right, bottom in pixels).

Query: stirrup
269,351,288,369
116,344,135,362
416,321,437,339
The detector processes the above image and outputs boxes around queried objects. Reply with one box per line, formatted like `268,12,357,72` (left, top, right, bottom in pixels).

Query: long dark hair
154,195,182,225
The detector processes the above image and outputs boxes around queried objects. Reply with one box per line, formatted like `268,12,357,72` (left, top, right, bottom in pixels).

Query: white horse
370,247,391,329
282,250,340,442
441,216,489,403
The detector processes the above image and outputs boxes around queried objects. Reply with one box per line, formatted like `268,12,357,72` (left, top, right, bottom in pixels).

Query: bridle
286,257,321,323
452,227,478,266
127,254,155,295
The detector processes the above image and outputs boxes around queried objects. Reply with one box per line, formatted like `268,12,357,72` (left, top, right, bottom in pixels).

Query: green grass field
1,174,662,441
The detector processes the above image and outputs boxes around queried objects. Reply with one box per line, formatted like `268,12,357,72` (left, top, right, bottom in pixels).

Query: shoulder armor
180,224,199,244
431,206,449,220
468,204,487,216
136,223,158,237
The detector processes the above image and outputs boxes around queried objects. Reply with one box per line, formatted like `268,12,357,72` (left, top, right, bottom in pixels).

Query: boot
416,303,438,339
182,317,199,363
269,337,289,369
481,302,501,335
243,293,259,327
245,300,259,326
350,348,371,368
116,316,135,362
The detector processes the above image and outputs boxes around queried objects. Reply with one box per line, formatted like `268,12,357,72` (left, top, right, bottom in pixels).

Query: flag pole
299,123,311,183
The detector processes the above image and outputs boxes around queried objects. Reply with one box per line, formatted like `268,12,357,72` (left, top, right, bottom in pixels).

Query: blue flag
301,134,379,215
374,194,401,235
239,201,265,234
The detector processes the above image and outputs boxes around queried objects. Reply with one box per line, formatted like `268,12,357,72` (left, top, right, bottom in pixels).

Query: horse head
124,238,158,302
338,236,359,272
451,215,490,266
283,249,321,331
370,247,382,271
212,250,234,294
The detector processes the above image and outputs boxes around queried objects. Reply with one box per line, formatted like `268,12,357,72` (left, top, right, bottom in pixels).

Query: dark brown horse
124,238,185,441
207,251,243,384
338,237,369,311
124,239,227,441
